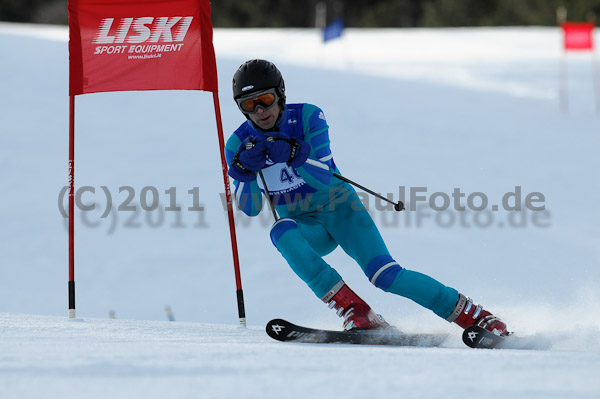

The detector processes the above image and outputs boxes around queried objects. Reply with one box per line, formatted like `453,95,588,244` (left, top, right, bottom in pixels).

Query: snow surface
1,22,600,398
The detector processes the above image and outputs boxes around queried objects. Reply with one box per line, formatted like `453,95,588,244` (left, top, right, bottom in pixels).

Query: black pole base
68,281,76,318
236,289,246,326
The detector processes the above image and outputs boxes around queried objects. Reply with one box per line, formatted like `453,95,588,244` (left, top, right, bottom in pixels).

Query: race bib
257,163,306,195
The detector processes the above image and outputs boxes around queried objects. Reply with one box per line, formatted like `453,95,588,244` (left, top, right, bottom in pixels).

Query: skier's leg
325,184,458,318
271,214,389,330
269,215,341,299
326,184,508,334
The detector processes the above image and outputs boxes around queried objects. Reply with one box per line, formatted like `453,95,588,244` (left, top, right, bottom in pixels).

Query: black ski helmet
232,59,286,109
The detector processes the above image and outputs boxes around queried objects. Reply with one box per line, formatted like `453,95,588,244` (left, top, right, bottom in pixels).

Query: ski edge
266,318,448,347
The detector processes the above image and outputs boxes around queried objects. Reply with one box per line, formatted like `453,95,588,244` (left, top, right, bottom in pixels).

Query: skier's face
248,102,281,130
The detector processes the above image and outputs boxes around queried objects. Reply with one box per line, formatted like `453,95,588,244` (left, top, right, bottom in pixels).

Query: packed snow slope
1,313,598,399
1,23,599,398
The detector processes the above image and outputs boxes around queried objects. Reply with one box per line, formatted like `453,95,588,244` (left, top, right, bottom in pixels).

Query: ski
266,318,448,347
462,325,551,350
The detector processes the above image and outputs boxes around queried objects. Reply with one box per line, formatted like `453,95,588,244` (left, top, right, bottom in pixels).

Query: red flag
68,0,217,95
561,22,595,51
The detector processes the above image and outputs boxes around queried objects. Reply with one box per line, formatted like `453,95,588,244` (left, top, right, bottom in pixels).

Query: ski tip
265,319,291,341
462,325,551,350
462,325,502,349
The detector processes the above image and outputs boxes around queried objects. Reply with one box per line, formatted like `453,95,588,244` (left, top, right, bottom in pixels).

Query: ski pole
333,172,405,212
259,170,404,215
259,170,279,221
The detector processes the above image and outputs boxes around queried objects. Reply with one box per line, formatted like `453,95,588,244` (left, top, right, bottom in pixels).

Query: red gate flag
68,0,217,94
561,22,595,51
66,0,246,323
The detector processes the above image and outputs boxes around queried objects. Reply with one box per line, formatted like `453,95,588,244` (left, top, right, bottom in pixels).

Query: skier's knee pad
270,218,297,247
364,255,402,290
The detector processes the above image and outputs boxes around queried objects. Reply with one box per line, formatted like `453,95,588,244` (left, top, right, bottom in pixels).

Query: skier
225,59,508,336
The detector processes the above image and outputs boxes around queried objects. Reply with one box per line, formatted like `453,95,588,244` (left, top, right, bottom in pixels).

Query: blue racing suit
225,103,458,319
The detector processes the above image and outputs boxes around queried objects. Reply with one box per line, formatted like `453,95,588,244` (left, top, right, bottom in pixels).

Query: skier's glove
228,136,268,182
265,132,310,168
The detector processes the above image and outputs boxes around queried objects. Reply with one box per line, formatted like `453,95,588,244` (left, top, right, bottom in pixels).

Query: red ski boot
322,281,390,331
446,294,509,336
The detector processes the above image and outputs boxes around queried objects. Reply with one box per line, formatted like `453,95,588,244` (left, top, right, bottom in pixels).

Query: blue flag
323,17,344,42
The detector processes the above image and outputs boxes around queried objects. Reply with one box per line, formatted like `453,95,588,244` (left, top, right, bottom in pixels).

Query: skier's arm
294,104,335,189
225,133,263,217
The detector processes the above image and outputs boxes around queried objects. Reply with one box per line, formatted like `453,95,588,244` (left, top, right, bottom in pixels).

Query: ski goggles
236,88,279,114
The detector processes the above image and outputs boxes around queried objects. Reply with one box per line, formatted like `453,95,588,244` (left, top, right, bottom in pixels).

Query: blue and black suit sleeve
225,130,263,217
295,104,336,189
